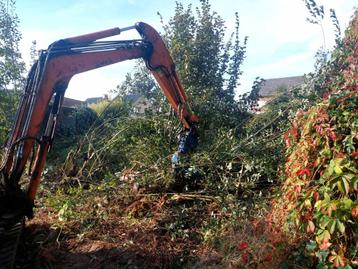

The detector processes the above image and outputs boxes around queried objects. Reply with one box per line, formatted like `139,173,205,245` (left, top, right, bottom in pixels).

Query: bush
0,90,20,146
275,11,358,267
89,98,131,119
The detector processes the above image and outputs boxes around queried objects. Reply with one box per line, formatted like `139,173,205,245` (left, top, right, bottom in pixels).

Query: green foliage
302,0,342,61
303,0,325,25
0,0,24,146
303,0,326,51
0,0,24,90
329,9,341,43
235,69,329,190
47,106,99,164
73,106,98,132
89,98,131,119
0,90,19,145
162,0,248,129
114,64,165,108
276,12,358,267
54,106,98,137
59,115,175,186
118,0,251,132
29,40,38,67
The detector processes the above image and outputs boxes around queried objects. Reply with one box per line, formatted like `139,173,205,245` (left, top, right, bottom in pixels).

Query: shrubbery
2,0,355,268
273,11,358,268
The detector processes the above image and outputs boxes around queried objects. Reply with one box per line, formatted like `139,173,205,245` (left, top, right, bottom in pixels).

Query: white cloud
17,0,357,100
233,0,357,95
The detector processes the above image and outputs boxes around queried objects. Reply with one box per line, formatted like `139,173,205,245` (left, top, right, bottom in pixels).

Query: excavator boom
0,22,198,268
1,22,198,198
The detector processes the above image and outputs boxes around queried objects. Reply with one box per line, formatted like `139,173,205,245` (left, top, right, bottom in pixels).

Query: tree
0,0,25,145
117,0,249,131
162,0,248,129
115,63,166,110
0,0,24,91
29,40,38,67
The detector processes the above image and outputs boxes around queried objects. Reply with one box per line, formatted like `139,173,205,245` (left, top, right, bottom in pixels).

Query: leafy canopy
0,0,25,145
117,0,249,130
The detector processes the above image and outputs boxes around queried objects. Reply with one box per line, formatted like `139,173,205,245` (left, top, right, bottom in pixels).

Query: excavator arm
0,22,198,222
0,22,199,268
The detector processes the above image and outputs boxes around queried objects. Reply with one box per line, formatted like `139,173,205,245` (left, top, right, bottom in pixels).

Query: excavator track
0,174,25,268
0,221,23,269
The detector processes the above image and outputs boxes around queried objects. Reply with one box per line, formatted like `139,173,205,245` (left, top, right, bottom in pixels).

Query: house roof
260,76,304,97
62,97,85,107
85,97,103,104
122,93,142,103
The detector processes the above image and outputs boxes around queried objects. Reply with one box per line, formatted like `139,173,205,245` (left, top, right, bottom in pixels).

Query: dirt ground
13,209,222,269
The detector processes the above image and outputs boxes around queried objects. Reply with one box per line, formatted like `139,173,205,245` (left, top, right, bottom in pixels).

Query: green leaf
334,164,343,174
316,229,331,243
337,181,345,194
328,219,336,234
336,220,345,234
342,175,350,194
316,263,328,269
319,215,331,229
328,160,336,175
315,200,322,209
316,250,329,263
320,148,332,158
352,176,358,191
306,240,317,251
323,193,331,201
341,198,352,210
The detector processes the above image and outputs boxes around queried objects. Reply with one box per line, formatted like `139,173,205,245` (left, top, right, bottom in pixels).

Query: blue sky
16,0,357,100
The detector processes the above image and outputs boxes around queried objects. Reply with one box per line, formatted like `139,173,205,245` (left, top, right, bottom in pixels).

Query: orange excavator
0,22,198,268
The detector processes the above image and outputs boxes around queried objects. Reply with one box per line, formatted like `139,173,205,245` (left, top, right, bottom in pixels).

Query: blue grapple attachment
171,127,198,168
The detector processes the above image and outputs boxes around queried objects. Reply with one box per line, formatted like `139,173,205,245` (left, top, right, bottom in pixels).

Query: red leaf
264,252,273,262
241,252,249,263
283,132,291,148
329,131,337,141
352,204,358,218
335,151,346,158
294,185,302,193
319,241,332,250
303,212,313,221
291,127,298,138
296,168,311,177
238,242,249,250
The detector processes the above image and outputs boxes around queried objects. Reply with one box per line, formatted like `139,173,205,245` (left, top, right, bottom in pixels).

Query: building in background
62,97,85,108
123,94,153,114
85,97,105,106
257,76,304,108
62,94,153,115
